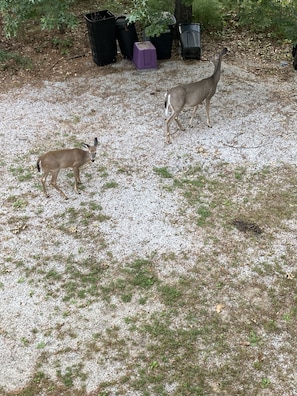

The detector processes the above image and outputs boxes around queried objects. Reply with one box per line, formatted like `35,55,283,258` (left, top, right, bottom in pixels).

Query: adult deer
36,137,98,199
165,47,228,143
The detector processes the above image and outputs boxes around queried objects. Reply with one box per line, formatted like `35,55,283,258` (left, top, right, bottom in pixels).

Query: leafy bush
127,0,176,37
0,0,77,37
233,0,297,42
191,0,297,41
192,0,223,30
0,50,33,70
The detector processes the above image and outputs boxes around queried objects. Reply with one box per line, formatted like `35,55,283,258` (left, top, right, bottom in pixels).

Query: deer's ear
94,137,98,146
81,143,90,149
221,47,228,56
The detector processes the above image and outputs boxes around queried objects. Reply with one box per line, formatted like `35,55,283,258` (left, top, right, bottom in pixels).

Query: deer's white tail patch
165,93,171,117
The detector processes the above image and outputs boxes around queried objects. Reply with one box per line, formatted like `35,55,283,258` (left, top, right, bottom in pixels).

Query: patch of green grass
13,198,28,209
249,330,262,346
0,49,33,70
196,204,211,226
21,255,108,303
51,37,73,55
56,205,110,235
0,367,87,395
6,196,28,210
261,377,271,389
234,166,247,180
125,259,157,289
172,163,297,231
130,311,218,395
62,259,105,302
21,337,30,346
153,166,173,179
56,364,86,388
36,341,46,349
9,165,33,181
45,269,62,282
102,181,119,189
101,259,158,303
83,201,103,211
158,284,182,306
97,165,109,177
72,114,80,124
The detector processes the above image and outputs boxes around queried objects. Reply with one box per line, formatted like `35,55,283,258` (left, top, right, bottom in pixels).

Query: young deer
36,137,98,199
165,47,228,143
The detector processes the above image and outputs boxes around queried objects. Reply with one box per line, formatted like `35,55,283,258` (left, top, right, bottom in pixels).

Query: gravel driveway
1,53,297,394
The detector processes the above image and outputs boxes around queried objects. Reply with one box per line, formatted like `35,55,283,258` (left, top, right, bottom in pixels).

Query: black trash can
179,23,201,60
149,28,174,60
116,16,138,60
85,10,117,66
149,13,176,60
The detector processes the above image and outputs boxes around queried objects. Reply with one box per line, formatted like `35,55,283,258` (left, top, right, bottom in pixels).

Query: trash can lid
179,23,200,34
116,15,135,27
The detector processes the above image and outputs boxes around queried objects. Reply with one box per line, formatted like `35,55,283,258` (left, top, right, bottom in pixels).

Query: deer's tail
36,158,41,173
164,92,171,117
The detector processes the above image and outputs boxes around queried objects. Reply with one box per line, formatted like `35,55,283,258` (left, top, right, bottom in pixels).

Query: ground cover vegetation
0,0,297,41
2,159,297,395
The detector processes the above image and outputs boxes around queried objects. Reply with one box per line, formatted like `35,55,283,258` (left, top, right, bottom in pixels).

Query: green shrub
128,0,176,37
192,0,223,30
0,0,77,37
234,0,297,42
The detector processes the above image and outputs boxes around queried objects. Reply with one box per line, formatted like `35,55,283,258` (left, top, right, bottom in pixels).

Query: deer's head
82,137,98,162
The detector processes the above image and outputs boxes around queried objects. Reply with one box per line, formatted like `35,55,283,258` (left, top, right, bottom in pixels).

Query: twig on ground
49,54,86,70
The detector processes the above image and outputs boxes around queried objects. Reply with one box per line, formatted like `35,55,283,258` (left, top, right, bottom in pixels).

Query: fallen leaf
11,224,27,234
239,341,251,346
216,304,224,313
286,273,294,279
69,226,78,233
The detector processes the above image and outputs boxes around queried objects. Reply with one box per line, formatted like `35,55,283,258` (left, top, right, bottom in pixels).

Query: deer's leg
174,116,184,131
166,113,181,143
50,170,68,200
165,105,185,143
165,113,176,144
205,99,212,127
189,105,199,127
41,171,50,198
73,167,81,194
164,120,171,144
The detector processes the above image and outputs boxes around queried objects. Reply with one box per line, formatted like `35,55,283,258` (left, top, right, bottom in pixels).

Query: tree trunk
174,0,192,38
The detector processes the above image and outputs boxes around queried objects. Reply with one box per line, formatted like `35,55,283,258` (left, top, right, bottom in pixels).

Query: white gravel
0,55,297,393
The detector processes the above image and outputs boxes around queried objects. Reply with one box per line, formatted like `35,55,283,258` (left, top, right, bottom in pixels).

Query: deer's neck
211,60,222,85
